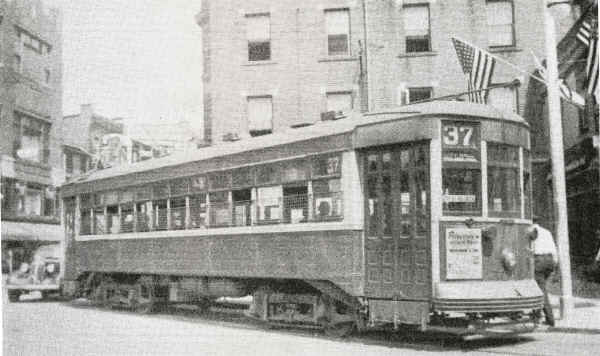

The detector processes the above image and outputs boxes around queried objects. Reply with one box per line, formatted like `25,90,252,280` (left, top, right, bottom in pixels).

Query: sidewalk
543,294,600,333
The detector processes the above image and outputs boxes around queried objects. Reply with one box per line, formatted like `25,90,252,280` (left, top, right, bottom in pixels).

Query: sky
45,0,204,139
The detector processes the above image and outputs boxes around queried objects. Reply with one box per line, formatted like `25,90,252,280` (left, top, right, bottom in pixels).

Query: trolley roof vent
320,110,346,121
222,132,241,142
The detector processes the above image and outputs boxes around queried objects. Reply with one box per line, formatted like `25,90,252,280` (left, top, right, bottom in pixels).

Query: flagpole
544,1,573,319
452,35,547,85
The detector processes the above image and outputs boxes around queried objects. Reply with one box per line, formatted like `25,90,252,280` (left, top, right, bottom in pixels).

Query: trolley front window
487,143,521,217
441,121,482,215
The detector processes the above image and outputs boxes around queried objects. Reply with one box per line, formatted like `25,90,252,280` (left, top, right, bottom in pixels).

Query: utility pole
544,1,573,319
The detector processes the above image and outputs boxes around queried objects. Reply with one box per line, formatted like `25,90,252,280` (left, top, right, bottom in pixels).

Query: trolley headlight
46,263,55,273
501,248,517,272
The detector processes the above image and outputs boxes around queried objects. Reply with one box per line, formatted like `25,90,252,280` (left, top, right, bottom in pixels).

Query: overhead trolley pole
544,0,574,319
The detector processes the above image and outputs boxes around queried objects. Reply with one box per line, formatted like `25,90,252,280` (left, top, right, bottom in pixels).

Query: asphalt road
3,292,599,356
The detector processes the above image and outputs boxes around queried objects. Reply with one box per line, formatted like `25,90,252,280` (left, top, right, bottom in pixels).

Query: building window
247,96,273,136
408,87,433,103
403,4,431,53
14,113,49,164
20,122,42,162
246,14,270,61
326,92,353,112
25,187,42,216
80,155,88,173
65,152,73,174
488,85,518,113
13,54,21,72
44,187,56,217
325,9,350,56
486,0,515,47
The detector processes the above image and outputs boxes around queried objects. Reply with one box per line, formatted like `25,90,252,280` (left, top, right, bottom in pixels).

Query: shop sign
445,228,483,280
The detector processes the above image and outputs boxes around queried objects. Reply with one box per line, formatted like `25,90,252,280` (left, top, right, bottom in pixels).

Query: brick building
526,0,599,259
196,0,554,145
0,0,63,272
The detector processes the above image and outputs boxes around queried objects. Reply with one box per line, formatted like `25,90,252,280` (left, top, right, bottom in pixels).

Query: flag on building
585,33,598,100
576,7,598,101
451,37,496,103
532,53,586,107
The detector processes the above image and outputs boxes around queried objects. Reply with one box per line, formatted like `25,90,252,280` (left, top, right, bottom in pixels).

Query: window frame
246,13,271,62
486,0,516,48
325,8,351,56
247,95,274,137
403,3,432,53
326,91,354,112
408,87,433,103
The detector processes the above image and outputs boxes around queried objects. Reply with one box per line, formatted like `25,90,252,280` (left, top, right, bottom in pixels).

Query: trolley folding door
364,143,431,299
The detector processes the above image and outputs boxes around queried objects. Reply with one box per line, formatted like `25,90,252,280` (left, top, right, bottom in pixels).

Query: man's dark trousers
534,254,556,326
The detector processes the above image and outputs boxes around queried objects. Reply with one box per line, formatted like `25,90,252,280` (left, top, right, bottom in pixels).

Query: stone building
0,0,63,272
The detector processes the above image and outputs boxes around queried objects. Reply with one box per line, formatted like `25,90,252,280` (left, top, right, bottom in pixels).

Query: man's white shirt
532,224,558,264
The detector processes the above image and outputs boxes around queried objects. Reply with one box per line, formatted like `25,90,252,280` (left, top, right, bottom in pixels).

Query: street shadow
545,327,600,335
60,299,537,352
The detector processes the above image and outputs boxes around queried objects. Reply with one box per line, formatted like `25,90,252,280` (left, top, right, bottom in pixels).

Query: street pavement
2,290,600,356
545,294,600,332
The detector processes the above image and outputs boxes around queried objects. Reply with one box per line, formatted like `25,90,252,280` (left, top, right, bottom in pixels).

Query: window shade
247,15,270,41
248,97,273,132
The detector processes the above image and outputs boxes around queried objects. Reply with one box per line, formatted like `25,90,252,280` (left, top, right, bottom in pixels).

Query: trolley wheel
195,297,212,315
93,277,116,308
323,321,355,338
8,290,21,303
133,277,156,314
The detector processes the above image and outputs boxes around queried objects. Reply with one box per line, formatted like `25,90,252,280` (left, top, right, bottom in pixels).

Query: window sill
13,158,51,170
318,56,358,63
398,51,437,58
488,46,522,54
1,213,60,225
242,60,278,66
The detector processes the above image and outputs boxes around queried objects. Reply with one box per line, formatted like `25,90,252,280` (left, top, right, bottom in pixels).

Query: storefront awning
1,221,63,242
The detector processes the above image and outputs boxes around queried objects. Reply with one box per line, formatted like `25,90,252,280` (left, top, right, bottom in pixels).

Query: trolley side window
365,151,393,238
487,143,521,217
441,121,482,216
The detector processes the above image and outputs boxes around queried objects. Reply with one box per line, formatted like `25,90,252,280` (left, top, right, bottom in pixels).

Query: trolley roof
61,102,528,195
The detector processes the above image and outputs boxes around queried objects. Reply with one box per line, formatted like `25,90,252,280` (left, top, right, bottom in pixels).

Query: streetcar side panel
66,230,364,296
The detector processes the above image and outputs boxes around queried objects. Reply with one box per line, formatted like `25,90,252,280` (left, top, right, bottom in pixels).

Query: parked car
6,243,62,302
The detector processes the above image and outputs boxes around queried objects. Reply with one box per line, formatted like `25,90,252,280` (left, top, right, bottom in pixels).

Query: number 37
443,125,474,147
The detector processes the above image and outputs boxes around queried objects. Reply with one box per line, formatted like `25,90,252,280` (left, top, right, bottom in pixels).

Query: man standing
530,217,558,326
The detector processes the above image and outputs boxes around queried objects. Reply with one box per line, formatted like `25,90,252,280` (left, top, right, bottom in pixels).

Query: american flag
452,37,496,104
576,8,598,100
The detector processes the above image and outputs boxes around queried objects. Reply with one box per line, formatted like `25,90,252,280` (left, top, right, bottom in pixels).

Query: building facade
62,104,164,175
0,0,63,272
62,104,125,170
197,0,550,145
526,0,599,259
